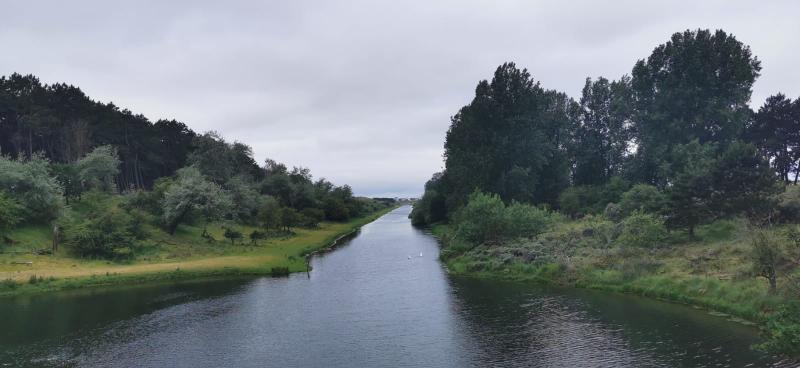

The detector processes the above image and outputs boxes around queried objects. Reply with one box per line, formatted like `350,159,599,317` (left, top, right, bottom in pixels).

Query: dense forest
412,29,800,355
0,74,389,260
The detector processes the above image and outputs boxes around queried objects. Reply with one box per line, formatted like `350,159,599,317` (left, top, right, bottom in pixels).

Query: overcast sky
1,1,798,197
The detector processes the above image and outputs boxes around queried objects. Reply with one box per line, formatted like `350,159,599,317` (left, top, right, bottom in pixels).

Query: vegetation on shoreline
0,205,394,297
0,73,397,296
413,28,800,356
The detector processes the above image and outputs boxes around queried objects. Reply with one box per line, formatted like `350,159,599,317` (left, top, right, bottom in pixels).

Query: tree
746,94,800,183
76,145,121,193
161,166,233,235
630,29,761,184
249,230,266,245
664,141,716,237
619,184,667,216
0,190,22,242
570,76,632,186
257,196,281,230
280,207,300,232
709,142,780,220
442,63,575,210
223,227,243,245
0,153,64,222
225,175,264,222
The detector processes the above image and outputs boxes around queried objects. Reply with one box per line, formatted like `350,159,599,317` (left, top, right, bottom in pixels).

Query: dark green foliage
61,203,138,260
257,197,282,229
746,94,800,184
570,77,632,185
442,63,574,211
619,184,667,217
410,172,447,226
0,190,22,241
300,207,325,227
223,227,243,245
249,230,266,245
0,74,197,190
758,301,800,356
270,266,290,277
618,211,668,248
777,186,800,223
454,191,552,244
749,230,782,293
558,177,629,218
629,29,760,184
280,207,300,231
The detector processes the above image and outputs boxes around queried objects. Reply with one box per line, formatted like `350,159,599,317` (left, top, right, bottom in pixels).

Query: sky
1,1,798,197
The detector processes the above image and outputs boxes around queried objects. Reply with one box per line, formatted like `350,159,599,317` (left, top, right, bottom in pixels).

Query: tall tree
746,94,800,183
443,62,575,210
629,29,761,185
570,76,632,185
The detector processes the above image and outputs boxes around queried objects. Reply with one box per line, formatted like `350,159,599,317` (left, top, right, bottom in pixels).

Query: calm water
0,206,792,367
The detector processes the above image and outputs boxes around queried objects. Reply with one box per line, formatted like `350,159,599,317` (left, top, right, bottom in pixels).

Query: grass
433,218,795,326
0,206,395,297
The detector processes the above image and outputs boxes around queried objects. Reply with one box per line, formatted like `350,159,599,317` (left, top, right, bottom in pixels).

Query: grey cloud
1,0,798,196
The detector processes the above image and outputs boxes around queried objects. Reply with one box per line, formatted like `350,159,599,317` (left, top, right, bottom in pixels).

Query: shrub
223,227,243,245
61,205,137,260
558,186,600,218
776,185,800,223
300,207,325,227
749,229,782,293
603,202,623,222
617,211,667,248
270,266,290,277
454,191,508,244
0,153,64,222
249,230,266,245
504,202,552,238
758,301,800,356
0,190,22,241
619,184,667,216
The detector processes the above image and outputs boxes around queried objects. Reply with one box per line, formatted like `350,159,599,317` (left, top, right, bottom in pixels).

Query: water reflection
0,206,790,367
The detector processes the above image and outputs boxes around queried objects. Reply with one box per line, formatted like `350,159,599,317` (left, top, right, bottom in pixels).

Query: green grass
436,217,794,328
0,206,396,297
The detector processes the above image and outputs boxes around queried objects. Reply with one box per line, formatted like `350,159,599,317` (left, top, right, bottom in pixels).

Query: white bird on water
419,252,423,257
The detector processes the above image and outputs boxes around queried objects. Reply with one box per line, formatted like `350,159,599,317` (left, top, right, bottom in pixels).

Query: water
0,206,791,367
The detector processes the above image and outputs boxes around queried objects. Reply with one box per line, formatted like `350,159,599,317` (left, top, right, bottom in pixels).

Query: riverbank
0,207,394,297
431,220,791,327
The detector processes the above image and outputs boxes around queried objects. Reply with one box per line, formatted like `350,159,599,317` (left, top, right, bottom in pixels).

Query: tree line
0,77,389,259
412,29,800,235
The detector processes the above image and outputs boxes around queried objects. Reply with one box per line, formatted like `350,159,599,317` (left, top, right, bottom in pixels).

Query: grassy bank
0,207,394,297
433,218,794,326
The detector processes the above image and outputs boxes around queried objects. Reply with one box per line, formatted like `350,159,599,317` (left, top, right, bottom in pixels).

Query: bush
300,207,325,227
504,202,551,238
223,227,243,245
558,186,600,218
61,205,138,260
270,266,290,277
454,191,508,244
0,154,64,222
776,185,800,223
619,184,667,216
617,211,668,248
454,191,554,245
249,230,266,245
758,301,800,357
603,202,623,222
